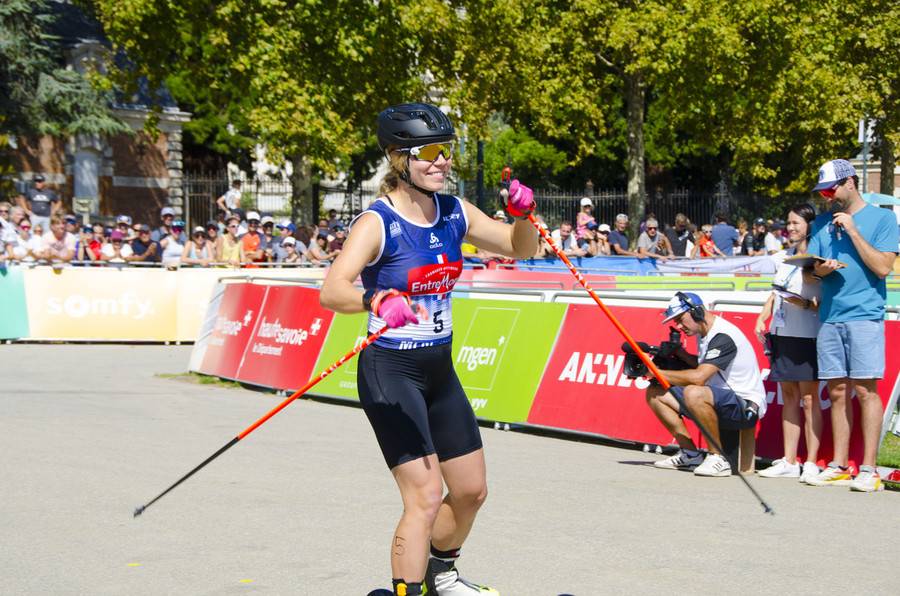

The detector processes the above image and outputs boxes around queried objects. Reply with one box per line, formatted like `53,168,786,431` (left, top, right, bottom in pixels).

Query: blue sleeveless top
354,193,468,349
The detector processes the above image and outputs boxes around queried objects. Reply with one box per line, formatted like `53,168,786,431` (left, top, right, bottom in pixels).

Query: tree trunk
289,153,313,226
625,71,646,248
879,135,895,197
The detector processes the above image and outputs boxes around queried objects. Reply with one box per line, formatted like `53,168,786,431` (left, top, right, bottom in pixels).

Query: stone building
12,1,189,227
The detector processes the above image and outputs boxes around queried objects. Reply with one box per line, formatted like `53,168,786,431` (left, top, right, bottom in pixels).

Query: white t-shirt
696,316,767,417
222,188,241,210
769,248,821,338
101,242,133,262
764,232,783,254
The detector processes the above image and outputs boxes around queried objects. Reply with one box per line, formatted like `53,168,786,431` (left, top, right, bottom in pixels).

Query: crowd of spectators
526,202,798,261
0,200,347,270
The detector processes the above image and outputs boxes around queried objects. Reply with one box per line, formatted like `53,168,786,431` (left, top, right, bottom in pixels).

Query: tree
1,0,130,197
90,0,425,224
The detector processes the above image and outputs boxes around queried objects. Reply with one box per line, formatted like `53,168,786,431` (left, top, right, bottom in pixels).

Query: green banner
310,299,566,424
450,299,565,422
0,267,29,339
309,313,370,401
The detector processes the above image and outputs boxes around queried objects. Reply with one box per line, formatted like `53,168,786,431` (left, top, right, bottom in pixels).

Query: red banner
529,303,900,469
199,283,269,380
197,284,334,388
528,304,701,446
236,285,334,390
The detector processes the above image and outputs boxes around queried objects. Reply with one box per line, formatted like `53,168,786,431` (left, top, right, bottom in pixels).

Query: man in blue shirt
608,213,638,256
709,211,739,256
805,159,899,492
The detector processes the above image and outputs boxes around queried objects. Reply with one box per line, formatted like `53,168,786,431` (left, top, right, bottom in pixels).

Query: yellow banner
22,266,327,341
24,267,178,340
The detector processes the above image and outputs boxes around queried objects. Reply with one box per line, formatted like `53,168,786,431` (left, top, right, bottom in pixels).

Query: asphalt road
1,344,897,595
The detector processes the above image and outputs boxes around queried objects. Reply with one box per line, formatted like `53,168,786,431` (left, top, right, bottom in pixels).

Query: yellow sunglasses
407,143,453,162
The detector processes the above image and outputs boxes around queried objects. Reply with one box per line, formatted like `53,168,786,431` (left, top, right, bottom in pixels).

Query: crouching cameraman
645,292,767,477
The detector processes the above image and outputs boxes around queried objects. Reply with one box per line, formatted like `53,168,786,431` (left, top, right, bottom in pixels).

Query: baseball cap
333,222,346,231
662,292,703,324
598,223,611,233
277,221,296,232
812,159,857,191
260,215,275,226
246,211,261,222
770,220,784,231
580,197,593,207
192,225,206,235
160,207,175,217
753,217,766,227
116,215,132,226
65,214,78,223
206,220,218,229
135,224,151,233
33,174,46,182
283,236,296,246
317,229,329,238
110,230,124,240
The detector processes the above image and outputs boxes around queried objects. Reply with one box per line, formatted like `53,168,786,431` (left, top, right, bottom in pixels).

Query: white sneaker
799,461,819,483
653,450,704,471
849,469,884,492
694,453,731,477
805,465,852,487
425,558,499,595
758,458,801,478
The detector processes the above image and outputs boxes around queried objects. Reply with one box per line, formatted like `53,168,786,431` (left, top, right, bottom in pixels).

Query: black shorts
357,343,483,469
768,335,818,382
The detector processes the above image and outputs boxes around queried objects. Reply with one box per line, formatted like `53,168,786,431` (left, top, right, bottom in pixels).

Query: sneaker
694,453,731,477
799,462,819,484
424,558,499,595
653,450,704,471
849,470,884,492
758,458,801,478
805,465,852,487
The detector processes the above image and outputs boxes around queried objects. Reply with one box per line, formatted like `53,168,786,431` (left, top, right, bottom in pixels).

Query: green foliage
482,128,568,189
0,0,129,138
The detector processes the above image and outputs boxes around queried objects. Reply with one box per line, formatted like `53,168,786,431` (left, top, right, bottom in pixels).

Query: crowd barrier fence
189,280,900,476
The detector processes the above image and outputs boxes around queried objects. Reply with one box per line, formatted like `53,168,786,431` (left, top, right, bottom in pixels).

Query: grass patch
878,430,900,468
156,371,245,389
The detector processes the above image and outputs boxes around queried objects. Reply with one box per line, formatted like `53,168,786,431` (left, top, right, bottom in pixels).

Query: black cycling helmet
377,102,455,153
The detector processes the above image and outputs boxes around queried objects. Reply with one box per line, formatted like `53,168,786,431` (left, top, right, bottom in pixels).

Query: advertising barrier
23,267,179,340
192,282,900,469
195,283,335,388
0,267,29,340
10,266,324,342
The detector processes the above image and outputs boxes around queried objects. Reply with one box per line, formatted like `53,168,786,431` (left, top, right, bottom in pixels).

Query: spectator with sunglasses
100,230,133,265
217,216,245,266
636,218,674,261
6,217,39,264
159,220,186,269
151,207,187,244
241,211,268,267
320,103,536,596
128,224,160,264
803,159,899,492
181,226,216,267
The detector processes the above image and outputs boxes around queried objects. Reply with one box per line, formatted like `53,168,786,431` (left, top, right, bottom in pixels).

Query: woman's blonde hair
379,150,408,195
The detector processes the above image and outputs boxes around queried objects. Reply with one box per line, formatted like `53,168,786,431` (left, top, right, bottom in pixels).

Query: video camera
621,326,689,385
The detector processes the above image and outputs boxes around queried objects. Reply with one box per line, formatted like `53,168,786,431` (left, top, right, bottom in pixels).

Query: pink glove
502,179,534,218
371,290,427,329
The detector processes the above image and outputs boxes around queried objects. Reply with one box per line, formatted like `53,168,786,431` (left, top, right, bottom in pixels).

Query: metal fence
183,171,776,232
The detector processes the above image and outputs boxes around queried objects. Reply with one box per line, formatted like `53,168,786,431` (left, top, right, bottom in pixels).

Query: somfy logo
46,292,153,319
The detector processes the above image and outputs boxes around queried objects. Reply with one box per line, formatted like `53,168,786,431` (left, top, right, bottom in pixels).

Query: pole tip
133,505,145,518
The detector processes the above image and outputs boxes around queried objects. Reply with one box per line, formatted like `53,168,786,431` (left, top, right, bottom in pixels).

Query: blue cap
662,292,703,324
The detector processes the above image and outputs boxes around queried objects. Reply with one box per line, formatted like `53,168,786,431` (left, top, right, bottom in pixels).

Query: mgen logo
455,307,519,391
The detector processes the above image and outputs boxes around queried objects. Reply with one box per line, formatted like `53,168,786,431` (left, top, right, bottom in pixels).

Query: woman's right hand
371,290,427,329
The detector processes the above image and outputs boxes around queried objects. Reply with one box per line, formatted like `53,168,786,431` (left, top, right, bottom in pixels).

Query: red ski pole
134,324,389,517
